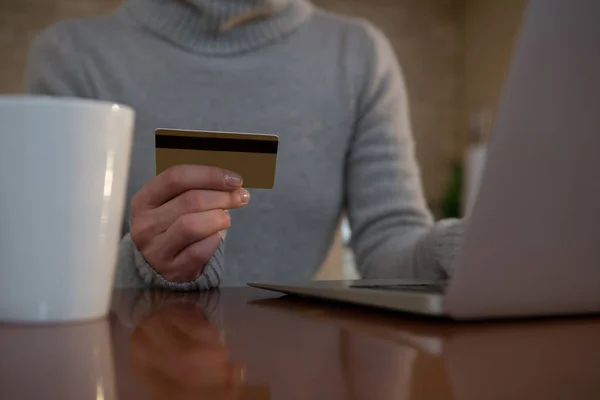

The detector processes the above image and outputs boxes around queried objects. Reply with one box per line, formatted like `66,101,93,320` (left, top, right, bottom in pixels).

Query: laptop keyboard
349,282,448,294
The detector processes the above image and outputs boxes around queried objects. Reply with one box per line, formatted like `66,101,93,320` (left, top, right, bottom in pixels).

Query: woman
26,0,463,290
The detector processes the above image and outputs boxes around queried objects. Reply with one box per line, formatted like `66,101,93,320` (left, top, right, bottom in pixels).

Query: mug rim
0,95,134,115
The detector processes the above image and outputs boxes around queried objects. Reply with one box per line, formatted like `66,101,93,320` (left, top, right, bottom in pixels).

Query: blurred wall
465,0,526,123
0,0,122,93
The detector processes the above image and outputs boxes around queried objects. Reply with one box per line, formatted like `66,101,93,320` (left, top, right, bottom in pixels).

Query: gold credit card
155,129,279,189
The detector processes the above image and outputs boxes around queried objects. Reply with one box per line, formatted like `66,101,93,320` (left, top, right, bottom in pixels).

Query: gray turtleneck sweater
25,0,464,290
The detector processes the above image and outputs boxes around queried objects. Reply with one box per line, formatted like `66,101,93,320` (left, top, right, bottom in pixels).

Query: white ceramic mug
0,96,134,323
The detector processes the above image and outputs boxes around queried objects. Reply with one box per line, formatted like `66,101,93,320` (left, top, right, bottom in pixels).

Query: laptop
248,0,600,320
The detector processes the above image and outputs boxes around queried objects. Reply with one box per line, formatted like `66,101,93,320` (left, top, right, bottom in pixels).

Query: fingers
128,165,245,284
133,165,243,210
143,211,226,283
164,211,228,258
153,188,249,234
159,234,223,282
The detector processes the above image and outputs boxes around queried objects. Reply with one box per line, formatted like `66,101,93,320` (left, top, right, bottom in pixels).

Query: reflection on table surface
1,287,600,400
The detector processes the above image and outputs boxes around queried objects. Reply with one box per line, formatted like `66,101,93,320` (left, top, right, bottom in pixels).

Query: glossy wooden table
1,288,600,399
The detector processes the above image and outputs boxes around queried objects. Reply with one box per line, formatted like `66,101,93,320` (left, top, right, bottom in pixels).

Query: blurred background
0,0,526,278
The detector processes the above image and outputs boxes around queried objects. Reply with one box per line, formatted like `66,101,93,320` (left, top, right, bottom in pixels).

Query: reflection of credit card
156,129,279,189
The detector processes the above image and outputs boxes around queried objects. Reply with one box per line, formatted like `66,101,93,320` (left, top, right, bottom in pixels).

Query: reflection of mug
0,96,134,323
0,318,116,399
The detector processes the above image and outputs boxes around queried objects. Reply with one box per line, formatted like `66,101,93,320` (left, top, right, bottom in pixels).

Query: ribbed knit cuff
414,218,465,279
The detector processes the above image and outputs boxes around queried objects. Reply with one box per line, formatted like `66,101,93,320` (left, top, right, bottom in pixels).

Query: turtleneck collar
118,0,313,55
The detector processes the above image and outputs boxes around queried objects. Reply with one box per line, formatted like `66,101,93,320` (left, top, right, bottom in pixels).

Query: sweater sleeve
24,26,94,97
25,26,224,291
346,24,465,280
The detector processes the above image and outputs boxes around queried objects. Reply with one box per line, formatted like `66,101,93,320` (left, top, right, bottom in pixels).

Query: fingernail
224,173,243,188
239,189,250,204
